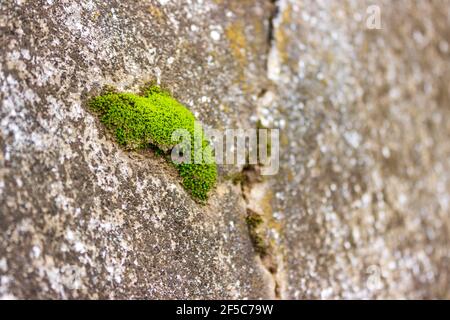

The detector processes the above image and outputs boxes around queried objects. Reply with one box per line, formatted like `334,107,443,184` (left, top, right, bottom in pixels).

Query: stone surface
0,0,274,299
1,0,449,299
267,0,450,299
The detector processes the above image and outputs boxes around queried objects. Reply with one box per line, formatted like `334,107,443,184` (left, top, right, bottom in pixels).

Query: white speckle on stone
54,193,71,211
119,163,132,178
0,258,8,272
66,229,74,241
81,0,95,11
362,193,371,207
60,243,69,252
20,49,30,60
168,183,177,192
210,30,221,41
267,45,281,82
154,66,162,85
74,242,86,253
100,221,113,232
167,56,175,65
320,287,334,299
344,131,362,149
0,274,16,299
31,245,41,258
398,194,408,206
157,0,170,5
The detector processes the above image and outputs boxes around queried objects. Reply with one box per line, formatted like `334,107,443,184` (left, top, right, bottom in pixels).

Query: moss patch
89,85,217,202
246,209,268,256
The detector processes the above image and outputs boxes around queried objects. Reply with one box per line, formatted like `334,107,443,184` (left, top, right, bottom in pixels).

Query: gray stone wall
0,0,449,299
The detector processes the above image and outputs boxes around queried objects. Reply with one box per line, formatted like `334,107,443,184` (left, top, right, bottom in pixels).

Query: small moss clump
246,209,268,256
88,85,217,202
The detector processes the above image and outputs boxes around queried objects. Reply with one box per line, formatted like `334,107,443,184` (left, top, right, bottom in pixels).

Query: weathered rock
266,0,450,299
1,0,449,299
0,0,274,299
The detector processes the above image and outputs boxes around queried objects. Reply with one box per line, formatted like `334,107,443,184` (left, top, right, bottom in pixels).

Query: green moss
89,85,217,202
231,172,246,185
246,210,268,256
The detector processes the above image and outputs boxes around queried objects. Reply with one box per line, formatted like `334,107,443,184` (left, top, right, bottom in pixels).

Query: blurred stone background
0,0,449,299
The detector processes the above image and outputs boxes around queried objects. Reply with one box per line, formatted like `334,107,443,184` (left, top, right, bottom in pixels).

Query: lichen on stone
88,85,217,202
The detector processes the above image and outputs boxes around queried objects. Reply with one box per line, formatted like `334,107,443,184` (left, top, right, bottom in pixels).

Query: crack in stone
237,164,284,299
251,0,284,300
233,0,285,300
267,0,280,56
237,0,286,286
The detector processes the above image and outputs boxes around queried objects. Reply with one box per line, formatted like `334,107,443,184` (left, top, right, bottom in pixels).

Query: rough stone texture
1,0,450,299
266,0,450,299
0,0,274,299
